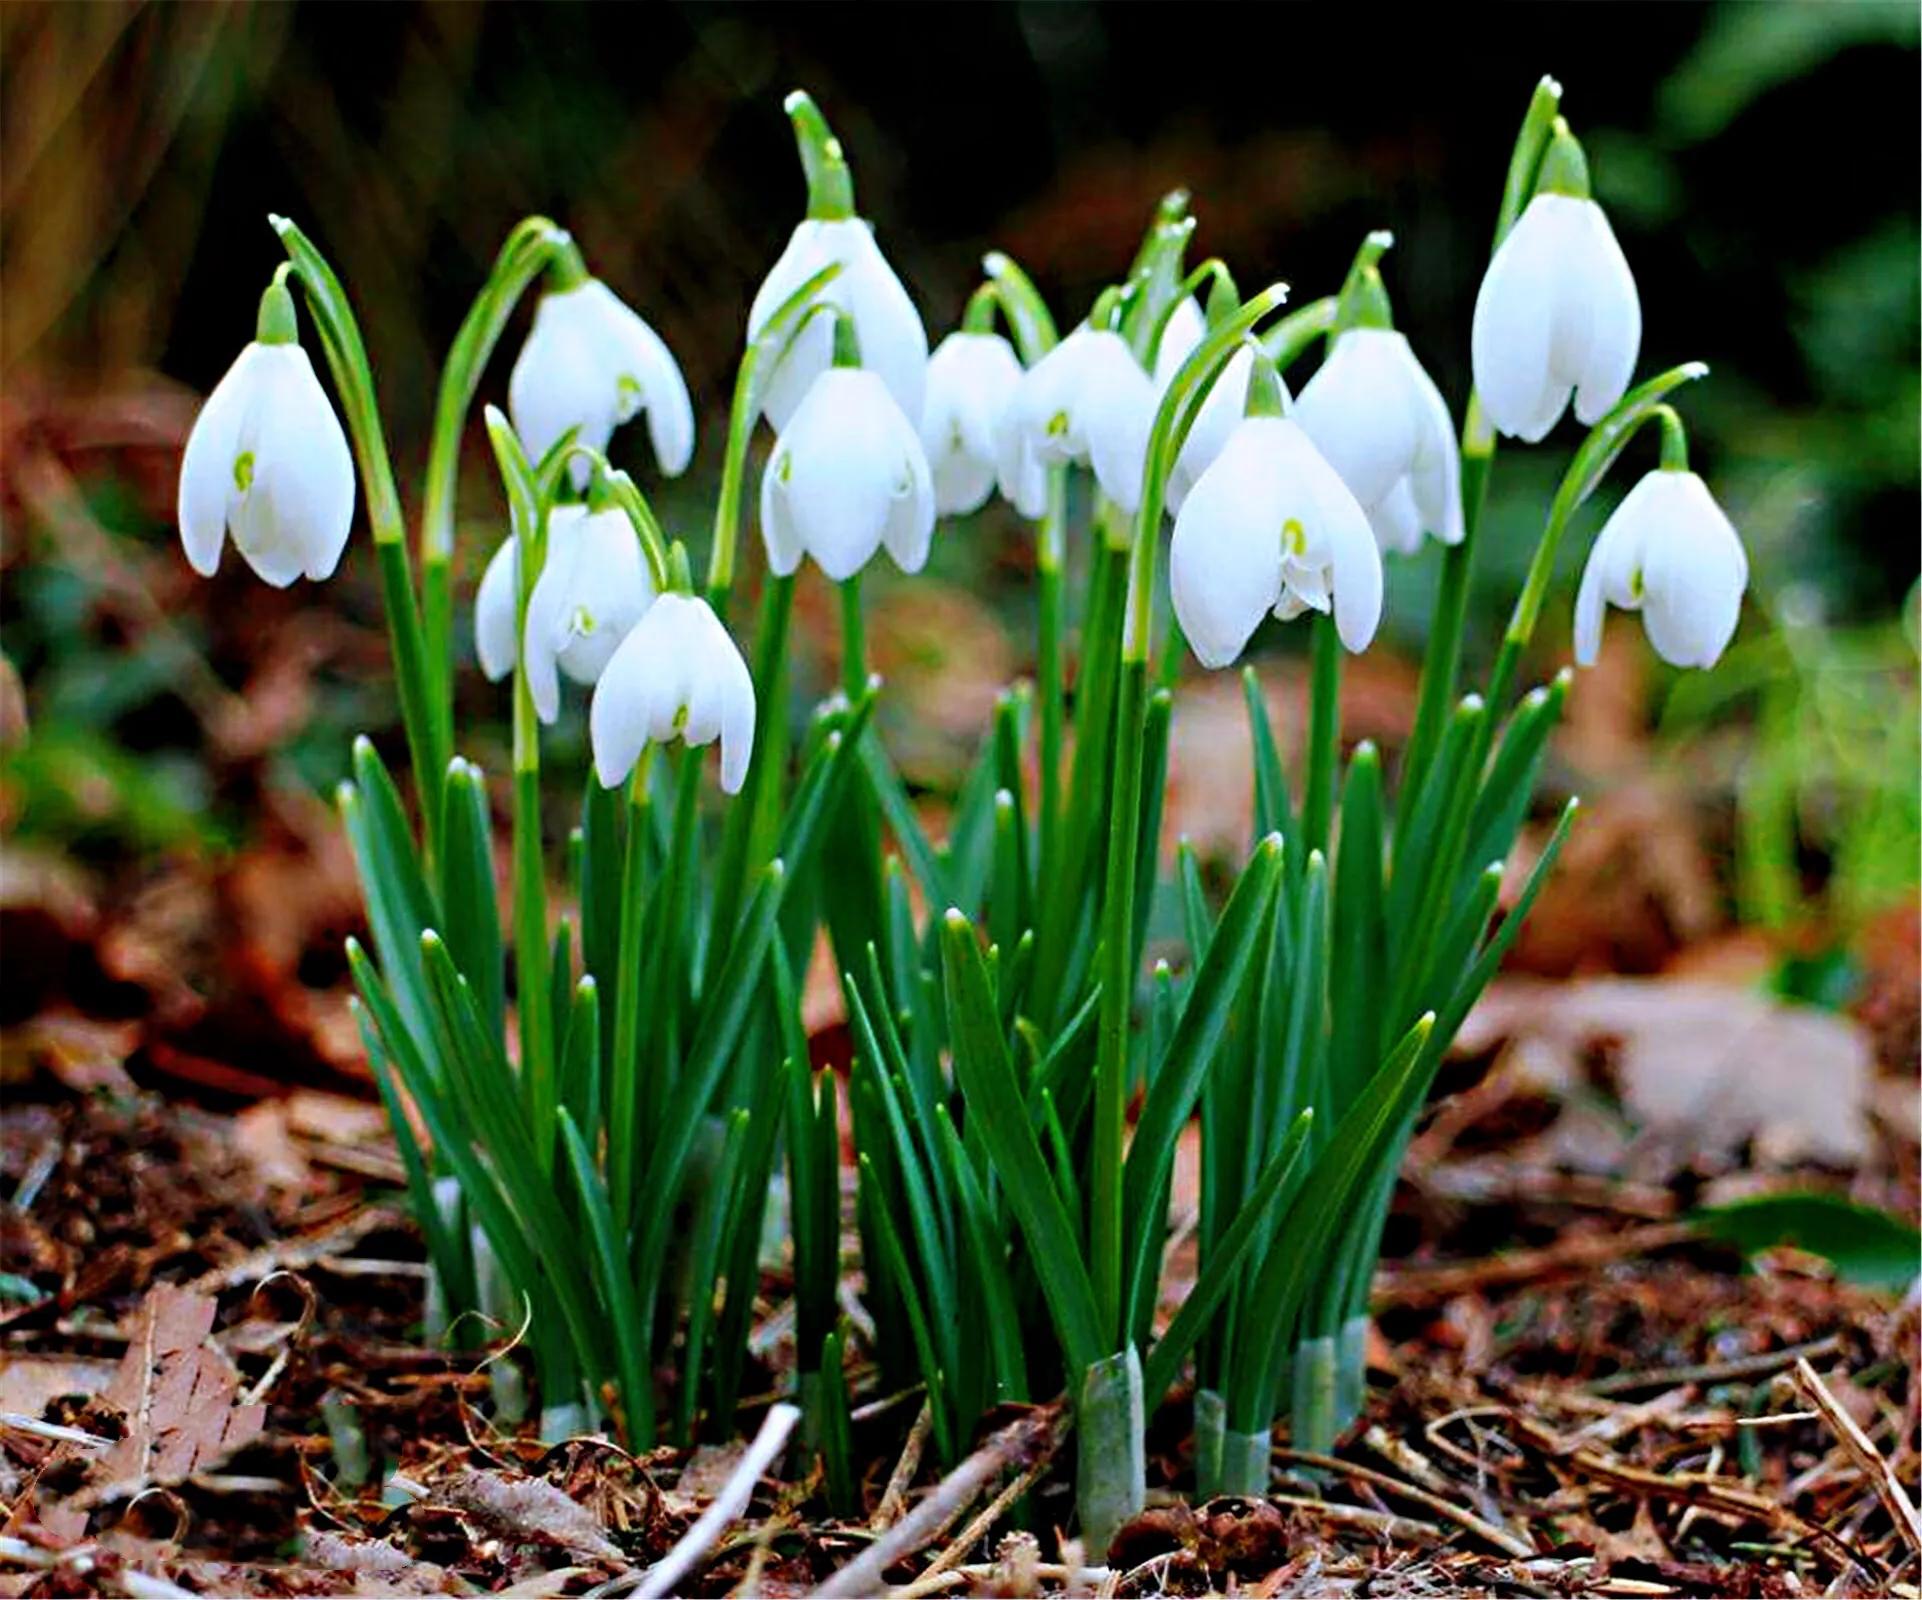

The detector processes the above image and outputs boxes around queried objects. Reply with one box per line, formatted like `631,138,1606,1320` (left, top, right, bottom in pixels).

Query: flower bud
921,331,1026,516
589,593,756,793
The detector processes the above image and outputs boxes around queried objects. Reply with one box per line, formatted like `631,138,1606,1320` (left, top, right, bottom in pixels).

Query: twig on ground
812,1401,1069,1599
1275,1448,1535,1558
1587,1335,1845,1396
634,1403,800,1600
1269,1492,1448,1543
1793,1356,1922,1558
894,1425,1067,1596
1376,1223,1695,1308
872,1402,933,1532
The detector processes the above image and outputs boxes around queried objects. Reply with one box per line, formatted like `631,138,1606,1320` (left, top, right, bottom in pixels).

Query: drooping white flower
1471,192,1640,442
1293,328,1463,555
590,593,756,793
178,341,355,586
475,534,521,682
509,278,694,485
472,506,658,713
1574,469,1747,669
920,331,1027,515
522,505,658,722
1170,416,1384,669
747,218,928,432
761,367,935,581
996,323,1155,516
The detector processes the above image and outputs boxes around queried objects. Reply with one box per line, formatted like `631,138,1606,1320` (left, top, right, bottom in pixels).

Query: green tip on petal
255,279,298,345
1534,118,1591,199
785,89,856,221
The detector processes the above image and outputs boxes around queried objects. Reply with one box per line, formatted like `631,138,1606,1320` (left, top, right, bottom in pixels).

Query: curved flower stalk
997,320,1156,515
1295,329,1462,555
748,92,928,431
473,504,659,720
177,278,355,586
921,329,1026,515
590,592,756,793
762,365,935,581
1576,466,1747,669
1170,414,1385,668
509,252,694,486
1471,121,1640,442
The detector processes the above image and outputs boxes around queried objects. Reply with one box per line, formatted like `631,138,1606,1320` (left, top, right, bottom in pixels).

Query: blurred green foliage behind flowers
1,0,1915,943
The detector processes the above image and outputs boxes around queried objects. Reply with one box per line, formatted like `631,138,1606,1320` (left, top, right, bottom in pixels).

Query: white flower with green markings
1170,415,1384,668
1575,469,1747,669
997,323,1155,516
1471,124,1640,443
509,276,694,486
177,282,355,586
590,592,756,793
921,331,1027,516
761,366,935,581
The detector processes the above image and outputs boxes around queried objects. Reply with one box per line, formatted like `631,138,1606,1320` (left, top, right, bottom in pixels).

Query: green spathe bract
184,74,1755,1551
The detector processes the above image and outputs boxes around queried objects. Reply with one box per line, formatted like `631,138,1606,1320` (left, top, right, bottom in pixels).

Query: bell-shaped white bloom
1574,469,1747,669
1166,345,1258,514
1471,193,1641,443
748,218,928,432
178,342,355,585
1170,416,1384,669
522,505,658,722
920,332,1026,515
1293,328,1463,555
475,534,521,682
761,367,935,581
590,593,756,794
997,324,1155,517
509,279,694,486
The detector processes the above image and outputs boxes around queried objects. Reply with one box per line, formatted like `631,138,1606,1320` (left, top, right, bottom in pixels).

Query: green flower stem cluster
240,77,1734,1552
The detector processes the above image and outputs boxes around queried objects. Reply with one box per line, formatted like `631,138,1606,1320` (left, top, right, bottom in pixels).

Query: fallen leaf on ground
1458,978,1873,1169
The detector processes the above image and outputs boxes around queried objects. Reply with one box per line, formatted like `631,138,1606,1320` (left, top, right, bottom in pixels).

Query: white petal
1168,344,1253,513
509,286,618,478
475,535,521,681
522,505,587,724
880,427,937,575
1568,201,1642,425
1152,297,1206,393
1294,331,1416,511
255,345,355,581
763,368,909,580
922,333,1021,515
555,507,656,687
1472,195,1570,443
1081,338,1156,513
1368,477,1425,557
682,598,757,793
1274,421,1382,652
1402,337,1465,545
586,282,697,476
1169,419,1289,669
1636,472,1747,668
177,343,262,577
759,447,805,577
840,224,929,426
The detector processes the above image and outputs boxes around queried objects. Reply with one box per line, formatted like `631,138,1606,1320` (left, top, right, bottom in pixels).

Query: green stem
420,217,570,744
839,572,867,699
1036,469,1067,886
271,216,446,855
705,342,762,614
609,750,656,1237
1301,612,1342,861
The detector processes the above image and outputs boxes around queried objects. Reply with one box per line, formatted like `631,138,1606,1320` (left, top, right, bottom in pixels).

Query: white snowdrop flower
1574,469,1747,669
748,217,929,432
1165,344,1259,515
590,593,756,793
761,366,935,581
1471,178,1640,442
921,331,1026,515
1170,416,1384,669
997,323,1155,516
509,277,694,487
474,535,521,682
1293,328,1463,555
520,505,658,722
177,284,355,586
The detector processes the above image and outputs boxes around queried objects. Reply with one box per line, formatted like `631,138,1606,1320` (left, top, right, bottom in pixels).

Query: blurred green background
2,0,1916,969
